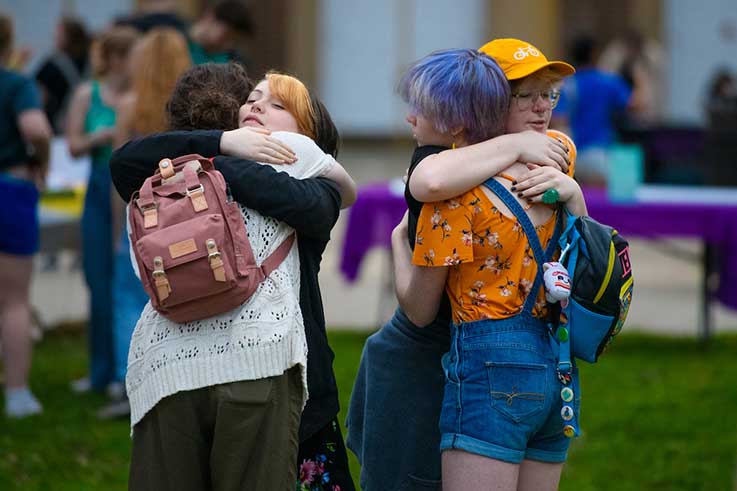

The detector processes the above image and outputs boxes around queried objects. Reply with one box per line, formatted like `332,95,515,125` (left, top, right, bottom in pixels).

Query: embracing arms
110,130,341,241
409,131,570,202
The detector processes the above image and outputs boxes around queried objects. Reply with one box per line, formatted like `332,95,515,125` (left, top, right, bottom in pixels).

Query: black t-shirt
404,145,453,329
110,131,341,441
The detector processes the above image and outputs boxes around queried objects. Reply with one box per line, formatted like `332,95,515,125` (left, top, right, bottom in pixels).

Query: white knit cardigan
126,132,336,429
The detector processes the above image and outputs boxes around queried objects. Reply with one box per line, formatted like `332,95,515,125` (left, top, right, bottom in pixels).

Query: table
340,182,737,340
39,188,85,254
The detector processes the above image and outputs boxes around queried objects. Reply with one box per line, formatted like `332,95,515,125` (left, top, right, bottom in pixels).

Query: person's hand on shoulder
504,131,569,173
220,127,297,165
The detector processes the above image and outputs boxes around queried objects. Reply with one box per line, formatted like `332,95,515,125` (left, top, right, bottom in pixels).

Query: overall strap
482,178,562,313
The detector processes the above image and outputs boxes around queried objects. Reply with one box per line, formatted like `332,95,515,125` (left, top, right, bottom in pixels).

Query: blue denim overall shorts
439,311,580,464
438,178,580,464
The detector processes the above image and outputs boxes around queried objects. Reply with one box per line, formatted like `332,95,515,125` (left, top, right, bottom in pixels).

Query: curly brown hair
167,63,252,131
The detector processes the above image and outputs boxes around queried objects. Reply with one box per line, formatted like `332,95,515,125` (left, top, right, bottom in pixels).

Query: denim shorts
0,173,39,256
439,313,581,464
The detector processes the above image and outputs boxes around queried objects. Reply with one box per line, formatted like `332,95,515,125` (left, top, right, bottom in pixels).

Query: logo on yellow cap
513,45,540,61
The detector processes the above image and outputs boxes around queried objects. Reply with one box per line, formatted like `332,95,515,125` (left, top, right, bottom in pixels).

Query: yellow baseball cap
479,38,575,81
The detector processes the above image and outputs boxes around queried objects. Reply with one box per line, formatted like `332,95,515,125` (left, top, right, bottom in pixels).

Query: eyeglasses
510,89,561,110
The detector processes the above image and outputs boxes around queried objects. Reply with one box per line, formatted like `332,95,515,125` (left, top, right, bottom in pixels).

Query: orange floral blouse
411,130,576,325
412,188,559,324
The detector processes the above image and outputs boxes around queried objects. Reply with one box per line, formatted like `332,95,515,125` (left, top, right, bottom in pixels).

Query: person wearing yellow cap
346,42,587,491
409,38,580,206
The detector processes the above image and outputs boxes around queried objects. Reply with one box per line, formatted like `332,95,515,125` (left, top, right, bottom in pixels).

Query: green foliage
1,330,736,490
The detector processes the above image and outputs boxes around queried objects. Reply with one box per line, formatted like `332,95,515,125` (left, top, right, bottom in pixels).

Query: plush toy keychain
543,243,571,307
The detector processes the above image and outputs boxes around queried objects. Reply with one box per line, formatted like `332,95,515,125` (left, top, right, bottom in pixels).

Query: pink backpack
128,154,294,323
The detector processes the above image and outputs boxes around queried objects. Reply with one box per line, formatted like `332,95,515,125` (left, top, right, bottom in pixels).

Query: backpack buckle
152,256,171,301
206,239,226,282
138,201,158,229
187,184,209,212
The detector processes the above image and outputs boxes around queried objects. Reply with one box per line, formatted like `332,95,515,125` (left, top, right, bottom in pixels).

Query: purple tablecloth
340,182,737,310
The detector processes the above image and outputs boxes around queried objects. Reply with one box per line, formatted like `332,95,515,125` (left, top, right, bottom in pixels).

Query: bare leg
517,459,564,491
442,449,519,491
0,252,34,389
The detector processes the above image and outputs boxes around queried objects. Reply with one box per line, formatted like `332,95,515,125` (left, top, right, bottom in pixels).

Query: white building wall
2,0,132,74
318,0,487,136
665,0,737,124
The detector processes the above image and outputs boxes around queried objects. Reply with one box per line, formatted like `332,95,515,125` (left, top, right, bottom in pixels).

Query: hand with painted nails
514,163,587,216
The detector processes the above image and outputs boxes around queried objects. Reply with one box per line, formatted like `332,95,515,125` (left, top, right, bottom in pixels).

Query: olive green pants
128,366,302,491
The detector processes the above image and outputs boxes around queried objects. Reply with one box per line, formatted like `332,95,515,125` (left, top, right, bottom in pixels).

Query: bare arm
409,131,569,202
113,95,135,150
323,161,357,208
18,109,52,188
391,213,448,327
65,83,114,158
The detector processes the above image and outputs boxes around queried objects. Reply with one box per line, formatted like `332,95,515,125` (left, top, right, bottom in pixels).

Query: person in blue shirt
0,13,52,418
554,35,631,185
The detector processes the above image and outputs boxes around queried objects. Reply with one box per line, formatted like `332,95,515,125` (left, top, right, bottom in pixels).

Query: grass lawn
2,328,737,490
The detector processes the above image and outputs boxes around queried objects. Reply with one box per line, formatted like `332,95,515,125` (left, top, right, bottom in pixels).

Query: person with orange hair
113,65,356,490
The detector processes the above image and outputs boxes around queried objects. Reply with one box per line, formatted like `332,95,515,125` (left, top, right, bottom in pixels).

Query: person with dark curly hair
114,63,356,491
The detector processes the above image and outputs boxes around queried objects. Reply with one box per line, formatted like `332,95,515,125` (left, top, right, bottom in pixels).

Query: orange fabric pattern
547,129,577,178
412,187,559,324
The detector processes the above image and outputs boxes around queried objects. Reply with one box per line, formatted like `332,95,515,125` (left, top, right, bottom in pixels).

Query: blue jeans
440,313,581,464
112,229,148,383
81,164,114,390
346,308,450,491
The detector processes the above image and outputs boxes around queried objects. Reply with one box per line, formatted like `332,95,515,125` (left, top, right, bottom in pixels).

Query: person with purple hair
345,47,582,491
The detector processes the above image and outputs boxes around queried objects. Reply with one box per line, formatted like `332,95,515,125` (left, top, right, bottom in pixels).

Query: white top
126,132,337,429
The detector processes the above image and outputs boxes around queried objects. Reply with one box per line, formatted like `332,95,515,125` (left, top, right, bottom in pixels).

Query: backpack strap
260,234,295,279
482,178,562,314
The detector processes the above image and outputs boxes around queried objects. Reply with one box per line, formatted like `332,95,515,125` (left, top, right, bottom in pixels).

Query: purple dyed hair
398,48,510,145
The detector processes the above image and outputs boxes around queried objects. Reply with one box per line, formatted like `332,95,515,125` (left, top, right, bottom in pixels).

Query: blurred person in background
188,0,253,66
34,17,91,134
0,13,52,418
553,35,631,186
96,27,192,420
705,68,737,125
65,26,137,394
599,29,665,126
346,39,576,491
115,0,188,35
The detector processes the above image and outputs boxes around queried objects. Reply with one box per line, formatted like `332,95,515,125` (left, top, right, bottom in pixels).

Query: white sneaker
106,381,125,401
70,377,92,393
5,388,42,418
